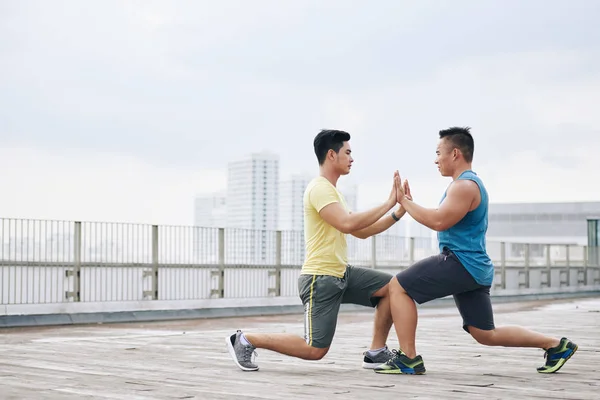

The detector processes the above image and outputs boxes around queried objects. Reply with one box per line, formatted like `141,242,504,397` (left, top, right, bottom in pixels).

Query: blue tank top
437,170,494,286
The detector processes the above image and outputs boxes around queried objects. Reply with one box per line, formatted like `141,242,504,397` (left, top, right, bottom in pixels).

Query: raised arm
397,177,479,232
319,194,396,234
314,173,398,234
350,180,412,239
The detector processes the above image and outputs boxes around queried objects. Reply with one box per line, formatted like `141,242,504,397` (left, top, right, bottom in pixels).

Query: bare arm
351,178,411,239
319,198,396,234
350,205,406,239
398,179,478,231
318,172,399,234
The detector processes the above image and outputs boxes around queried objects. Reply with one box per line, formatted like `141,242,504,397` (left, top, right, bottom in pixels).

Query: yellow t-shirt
301,176,349,278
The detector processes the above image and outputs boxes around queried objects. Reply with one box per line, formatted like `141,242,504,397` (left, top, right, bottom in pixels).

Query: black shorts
395,248,495,332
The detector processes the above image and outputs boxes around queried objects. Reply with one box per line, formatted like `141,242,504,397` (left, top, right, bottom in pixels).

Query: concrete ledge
1,288,599,328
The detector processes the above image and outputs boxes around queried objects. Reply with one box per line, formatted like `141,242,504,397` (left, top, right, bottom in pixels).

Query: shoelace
382,348,394,360
382,349,403,365
244,346,258,363
391,349,403,357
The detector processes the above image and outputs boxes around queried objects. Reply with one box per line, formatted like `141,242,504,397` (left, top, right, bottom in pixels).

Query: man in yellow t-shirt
227,129,409,371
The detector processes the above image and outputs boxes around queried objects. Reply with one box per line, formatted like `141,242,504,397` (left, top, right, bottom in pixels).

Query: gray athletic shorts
395,247,495,333
298,265,392,348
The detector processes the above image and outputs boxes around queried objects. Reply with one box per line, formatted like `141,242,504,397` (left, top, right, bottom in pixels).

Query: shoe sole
538,344,578,374
374,369,426,375
362,361,384,369
225,334,259,372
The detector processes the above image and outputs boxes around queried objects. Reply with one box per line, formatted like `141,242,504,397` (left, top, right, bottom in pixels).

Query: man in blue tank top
374,127,577,376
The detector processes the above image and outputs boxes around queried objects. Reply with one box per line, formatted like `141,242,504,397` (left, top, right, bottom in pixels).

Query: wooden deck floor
0,298,598,399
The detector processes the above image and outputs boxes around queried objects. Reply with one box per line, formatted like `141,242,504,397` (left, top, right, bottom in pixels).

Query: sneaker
362,345,394,369
226,330,259,371
374,349,426,375
537,337,578,373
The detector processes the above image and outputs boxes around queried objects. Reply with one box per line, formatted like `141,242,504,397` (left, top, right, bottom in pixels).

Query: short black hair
439,126,474,162
313,129,351,165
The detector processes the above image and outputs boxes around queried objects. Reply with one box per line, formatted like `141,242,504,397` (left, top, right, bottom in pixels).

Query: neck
452,164,472,180
320,167,340,186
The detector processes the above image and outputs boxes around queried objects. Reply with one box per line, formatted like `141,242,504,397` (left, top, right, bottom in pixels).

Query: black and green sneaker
537,337,578,374
373,349,426,375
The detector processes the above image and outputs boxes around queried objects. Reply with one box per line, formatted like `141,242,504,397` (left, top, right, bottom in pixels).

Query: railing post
210,228,226,298
545,244,551,287
500,242,506,289
65,221,82,302
142,225,159,299
583,245,588,285
152,225,159,299
210,228,225,298
409,237,415,265
371,235,377,269
565,244,571,286
269,230,282,297
524,243,530,288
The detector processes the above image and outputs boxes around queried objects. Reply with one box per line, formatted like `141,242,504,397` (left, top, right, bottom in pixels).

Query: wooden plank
0,298,598,399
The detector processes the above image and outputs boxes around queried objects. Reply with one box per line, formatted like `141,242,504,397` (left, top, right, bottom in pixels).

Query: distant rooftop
490,201,600,216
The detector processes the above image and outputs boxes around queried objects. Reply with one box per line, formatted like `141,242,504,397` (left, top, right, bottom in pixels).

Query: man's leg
455,288,578,373
340,265,396,368
369,284,393,350
226,274,343,371
388,275,418,358
375,251,476,374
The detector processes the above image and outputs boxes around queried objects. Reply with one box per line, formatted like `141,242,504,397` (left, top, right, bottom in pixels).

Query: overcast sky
1,0,599,225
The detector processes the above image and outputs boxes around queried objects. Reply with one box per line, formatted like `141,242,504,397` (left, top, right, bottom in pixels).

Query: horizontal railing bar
1,260,598,270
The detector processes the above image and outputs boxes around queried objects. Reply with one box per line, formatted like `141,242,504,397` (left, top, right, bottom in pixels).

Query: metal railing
1,218,599,305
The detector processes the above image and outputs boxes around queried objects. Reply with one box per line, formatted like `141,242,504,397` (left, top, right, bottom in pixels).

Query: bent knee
468,326,496,346
372,282,389,298
306,346,329,360
389,276,407,294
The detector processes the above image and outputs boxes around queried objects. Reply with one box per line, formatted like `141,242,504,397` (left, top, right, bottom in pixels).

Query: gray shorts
395,247,495,333
298,265,392,349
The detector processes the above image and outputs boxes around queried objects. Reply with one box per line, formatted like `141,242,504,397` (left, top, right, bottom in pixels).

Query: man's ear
328,149,335,161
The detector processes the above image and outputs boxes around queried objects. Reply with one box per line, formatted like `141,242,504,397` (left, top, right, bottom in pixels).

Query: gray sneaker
226,330,259,371
362,345,394,369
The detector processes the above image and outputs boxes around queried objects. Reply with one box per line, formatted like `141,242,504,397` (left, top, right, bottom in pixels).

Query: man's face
435,138,454,177
331,141,353,175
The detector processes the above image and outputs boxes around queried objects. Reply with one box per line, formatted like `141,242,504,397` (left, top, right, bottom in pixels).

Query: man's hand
403,179,412,201
394,173,407,203
393,175,412,216
387,170,400,207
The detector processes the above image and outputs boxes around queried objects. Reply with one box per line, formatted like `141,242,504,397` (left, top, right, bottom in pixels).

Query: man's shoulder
304,177,341,213
305,177,335,195
306,176,329,187
449,178,480,195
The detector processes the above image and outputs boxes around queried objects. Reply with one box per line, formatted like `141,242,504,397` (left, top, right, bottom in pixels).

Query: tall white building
226,152,279,264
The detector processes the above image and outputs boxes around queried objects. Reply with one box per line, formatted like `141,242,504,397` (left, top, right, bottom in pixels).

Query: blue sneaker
373,349,426,375
537,337,578,373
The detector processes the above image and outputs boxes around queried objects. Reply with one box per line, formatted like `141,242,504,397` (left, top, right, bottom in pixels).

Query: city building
226,152,279,264
226,152,279,230
486,201,600,261
487,201,600,245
